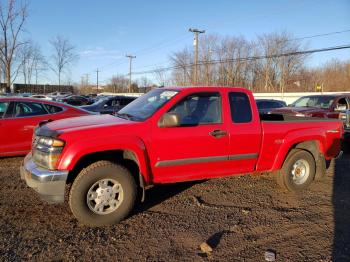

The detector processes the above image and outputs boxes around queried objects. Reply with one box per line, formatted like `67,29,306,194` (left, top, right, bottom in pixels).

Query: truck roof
162,86,250,93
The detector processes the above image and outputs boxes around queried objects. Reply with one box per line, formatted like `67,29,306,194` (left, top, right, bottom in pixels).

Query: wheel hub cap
291,159,310,185
86,178,124,215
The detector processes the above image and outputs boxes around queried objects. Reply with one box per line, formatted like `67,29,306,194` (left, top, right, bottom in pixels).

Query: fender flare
271,132,326,171
57,135,152,184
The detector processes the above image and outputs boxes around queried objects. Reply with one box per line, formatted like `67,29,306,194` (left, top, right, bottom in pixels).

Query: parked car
48,92,72,101
272,94,350,118
48,91,72,97
58,95,91,106
21,86,343,226
80,95,136,114
339,109,350,141
0,97,92,157
255,99,287,114
19,93,33,97
30,94,53,100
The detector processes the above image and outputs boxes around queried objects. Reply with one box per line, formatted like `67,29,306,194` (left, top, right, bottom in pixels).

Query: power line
128,44,350,76
209,29,350,53
93,33,191,73
289,29,350,42
83,29,350,82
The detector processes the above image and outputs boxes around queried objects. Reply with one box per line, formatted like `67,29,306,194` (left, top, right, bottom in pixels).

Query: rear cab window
229,92,252,123
229,92,253,123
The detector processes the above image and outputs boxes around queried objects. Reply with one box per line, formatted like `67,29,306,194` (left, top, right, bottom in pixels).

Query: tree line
1,0,348,94
169,32,350,92
98,32,349,94
0,0,77,93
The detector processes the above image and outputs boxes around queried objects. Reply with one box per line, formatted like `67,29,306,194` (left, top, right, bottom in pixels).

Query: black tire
69,160,137,227
276,149,316,192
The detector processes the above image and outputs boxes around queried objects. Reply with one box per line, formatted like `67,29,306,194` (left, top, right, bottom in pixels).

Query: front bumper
20,154,68,203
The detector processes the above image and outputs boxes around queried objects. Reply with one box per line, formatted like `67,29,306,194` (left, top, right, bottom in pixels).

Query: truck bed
260,113,339,122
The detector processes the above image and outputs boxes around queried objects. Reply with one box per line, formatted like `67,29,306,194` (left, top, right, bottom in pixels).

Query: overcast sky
23,0,350,85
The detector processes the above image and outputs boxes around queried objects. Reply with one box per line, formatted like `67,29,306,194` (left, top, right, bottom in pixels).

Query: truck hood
43,114,131,133
272,107,330,115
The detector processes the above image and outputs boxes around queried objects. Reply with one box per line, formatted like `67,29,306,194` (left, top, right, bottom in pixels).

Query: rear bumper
20,154,68,203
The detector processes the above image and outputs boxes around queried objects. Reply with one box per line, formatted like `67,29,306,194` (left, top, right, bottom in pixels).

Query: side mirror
158,113,180,128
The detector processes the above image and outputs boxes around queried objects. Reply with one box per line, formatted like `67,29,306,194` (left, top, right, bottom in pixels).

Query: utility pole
95,68,99,93
189,28,205,86
126,54,136,93
84,73,90,85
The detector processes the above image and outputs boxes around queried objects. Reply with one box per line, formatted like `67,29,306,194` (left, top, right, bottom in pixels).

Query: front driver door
3,101,50,155
150,92,231,183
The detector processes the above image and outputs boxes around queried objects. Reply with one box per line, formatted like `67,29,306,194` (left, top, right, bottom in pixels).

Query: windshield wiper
115,112,133,120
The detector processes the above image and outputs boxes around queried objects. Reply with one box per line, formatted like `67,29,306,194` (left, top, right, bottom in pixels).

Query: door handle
209,129,227,138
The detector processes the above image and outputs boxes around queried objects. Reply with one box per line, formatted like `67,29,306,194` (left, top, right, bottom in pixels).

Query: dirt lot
1,146,349,261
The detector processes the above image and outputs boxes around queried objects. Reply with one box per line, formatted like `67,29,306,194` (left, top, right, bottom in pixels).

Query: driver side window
14,102,48,117
168,92,222,126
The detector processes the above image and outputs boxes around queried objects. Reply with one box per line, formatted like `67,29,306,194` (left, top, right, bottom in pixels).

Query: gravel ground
0,145,349,261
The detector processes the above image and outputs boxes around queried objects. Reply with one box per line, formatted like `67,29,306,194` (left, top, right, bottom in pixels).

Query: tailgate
325,123,344,159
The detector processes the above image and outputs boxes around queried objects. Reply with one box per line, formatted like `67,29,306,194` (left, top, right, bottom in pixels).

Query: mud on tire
69,160,137,227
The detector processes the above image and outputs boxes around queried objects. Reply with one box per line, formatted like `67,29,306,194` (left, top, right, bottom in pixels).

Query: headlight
32,136,65,170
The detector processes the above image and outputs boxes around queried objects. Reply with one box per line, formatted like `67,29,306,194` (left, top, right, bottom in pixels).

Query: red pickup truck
272,94,350,118
20,87,343,226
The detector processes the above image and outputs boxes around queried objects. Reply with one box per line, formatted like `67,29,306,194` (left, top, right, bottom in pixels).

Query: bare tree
170,31,308,92
170,47,192,86
106,75,129,93
153,67,170,86
138,76,152,88
0,0,28,92
18,41,46,85
50,35,78,86
255,32,308,92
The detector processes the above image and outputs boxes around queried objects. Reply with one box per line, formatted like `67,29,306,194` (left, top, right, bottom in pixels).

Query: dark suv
80,95,137,114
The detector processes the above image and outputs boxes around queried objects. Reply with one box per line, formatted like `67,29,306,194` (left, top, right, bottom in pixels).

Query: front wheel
69,161,137,226
276,149,316,192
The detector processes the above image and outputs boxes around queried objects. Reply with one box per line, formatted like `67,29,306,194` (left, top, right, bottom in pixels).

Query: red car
0,97,92,157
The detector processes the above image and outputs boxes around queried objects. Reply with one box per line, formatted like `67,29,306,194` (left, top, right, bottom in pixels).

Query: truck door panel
150,92,231,183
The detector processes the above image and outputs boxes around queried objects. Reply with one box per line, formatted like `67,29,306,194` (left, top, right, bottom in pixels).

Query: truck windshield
117,89,179,121
291,96,334,109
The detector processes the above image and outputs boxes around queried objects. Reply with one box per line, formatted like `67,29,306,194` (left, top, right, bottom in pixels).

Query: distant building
13,83,74,94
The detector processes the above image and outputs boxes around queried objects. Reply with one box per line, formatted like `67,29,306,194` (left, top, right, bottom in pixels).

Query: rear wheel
276,149,316,192
69,161,137,226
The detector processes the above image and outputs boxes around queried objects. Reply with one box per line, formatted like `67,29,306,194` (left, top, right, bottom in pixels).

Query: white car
30,94,53,100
